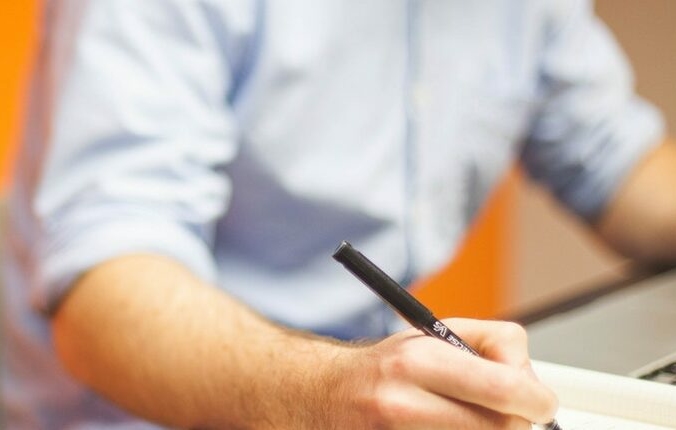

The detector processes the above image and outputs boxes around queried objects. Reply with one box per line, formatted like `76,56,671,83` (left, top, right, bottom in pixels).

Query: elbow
604,211,676,267
643,215,676,266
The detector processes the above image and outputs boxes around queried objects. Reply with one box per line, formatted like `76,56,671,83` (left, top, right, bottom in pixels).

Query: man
3,0,675,428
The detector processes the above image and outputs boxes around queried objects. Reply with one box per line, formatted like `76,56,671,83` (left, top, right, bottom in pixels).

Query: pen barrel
420,318,479,356
332,241,432,328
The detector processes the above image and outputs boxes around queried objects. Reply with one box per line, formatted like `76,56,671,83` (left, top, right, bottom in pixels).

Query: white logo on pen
432,321,448,337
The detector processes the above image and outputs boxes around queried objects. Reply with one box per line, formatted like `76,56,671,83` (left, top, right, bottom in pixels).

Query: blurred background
1,1,674,320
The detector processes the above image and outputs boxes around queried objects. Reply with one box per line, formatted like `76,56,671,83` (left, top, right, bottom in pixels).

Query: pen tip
544,420,563,430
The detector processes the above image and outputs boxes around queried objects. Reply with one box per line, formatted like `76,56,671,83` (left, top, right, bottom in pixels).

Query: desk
526,268,676,376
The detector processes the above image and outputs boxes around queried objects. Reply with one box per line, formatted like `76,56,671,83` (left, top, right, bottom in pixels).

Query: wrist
276,333,365,429
208,327,363,430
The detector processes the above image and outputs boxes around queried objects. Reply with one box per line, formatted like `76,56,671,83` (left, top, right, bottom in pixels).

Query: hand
332,318,558,429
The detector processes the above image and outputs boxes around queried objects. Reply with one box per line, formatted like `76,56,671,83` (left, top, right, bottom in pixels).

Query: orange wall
0,1,40,194
413,171,516,319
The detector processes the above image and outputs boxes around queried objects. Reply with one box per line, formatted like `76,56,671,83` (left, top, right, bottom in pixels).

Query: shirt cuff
559,99,665,220
37,218,218,315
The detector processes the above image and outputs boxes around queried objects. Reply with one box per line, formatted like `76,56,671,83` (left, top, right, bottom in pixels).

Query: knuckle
499,321,528,344
364,388,412,428
486,370,520,406
379,346,416,380
444,317,463,326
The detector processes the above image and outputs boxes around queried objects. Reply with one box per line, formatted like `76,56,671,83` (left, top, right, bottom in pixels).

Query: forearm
596,139,676,266
52,254,354,429
51,254,558,429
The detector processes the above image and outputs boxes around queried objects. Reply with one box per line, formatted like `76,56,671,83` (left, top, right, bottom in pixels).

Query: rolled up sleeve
521,0,664,221
33,0,248,313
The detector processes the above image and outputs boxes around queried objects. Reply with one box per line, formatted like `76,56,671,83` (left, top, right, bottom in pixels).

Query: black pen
333,240,562,430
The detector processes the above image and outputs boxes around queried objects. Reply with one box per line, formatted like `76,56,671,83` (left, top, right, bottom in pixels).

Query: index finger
418,344,559,424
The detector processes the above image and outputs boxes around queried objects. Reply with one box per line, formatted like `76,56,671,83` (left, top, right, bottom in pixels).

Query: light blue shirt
2,0,663,427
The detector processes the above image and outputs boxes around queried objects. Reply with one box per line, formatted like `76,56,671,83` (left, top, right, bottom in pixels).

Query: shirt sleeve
32,0,254,313
520,0,665,221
